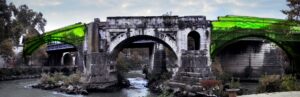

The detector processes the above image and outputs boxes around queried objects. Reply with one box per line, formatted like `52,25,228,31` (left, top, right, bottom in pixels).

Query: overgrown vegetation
211,58,242,96
212,58,233,83
229,78,240,89
257,74,299,93
40,71,81,85
0,39,14,57
35,71,87,95
157,88,174,97
116,48,149,72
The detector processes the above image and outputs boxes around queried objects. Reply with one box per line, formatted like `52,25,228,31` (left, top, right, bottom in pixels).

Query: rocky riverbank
32,82,88,95
31,71,131,95
31,72,89,95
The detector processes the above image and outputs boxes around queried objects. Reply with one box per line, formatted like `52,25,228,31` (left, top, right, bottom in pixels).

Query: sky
7,0,289,32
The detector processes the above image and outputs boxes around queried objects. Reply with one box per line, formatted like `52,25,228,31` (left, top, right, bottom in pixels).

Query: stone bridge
23,15,300,91
81,16,212,90
24,15,212,90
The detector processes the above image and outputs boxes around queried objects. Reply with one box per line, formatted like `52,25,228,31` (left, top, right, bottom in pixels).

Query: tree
0,0,46,56
0,0,47,66
9,3,47,44
0,38,14,57
0,0,12,43
282,0,300,21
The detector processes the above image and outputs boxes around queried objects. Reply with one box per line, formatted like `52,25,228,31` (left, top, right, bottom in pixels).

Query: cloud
9,0,63,7
7,0,288,31
32,0,62,6
215,0,258,7
121,3,129,9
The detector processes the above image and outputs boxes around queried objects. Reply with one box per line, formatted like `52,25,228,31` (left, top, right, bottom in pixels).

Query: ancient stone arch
81,16,212,90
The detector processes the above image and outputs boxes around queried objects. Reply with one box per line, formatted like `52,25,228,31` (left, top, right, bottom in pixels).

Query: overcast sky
7,0,288,32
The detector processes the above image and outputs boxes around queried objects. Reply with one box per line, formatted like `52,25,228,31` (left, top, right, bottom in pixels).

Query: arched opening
187,31,200,50
45,41,77,66
111,35,178,73
212,37,290,80
110,35,177,96
62,53,73,66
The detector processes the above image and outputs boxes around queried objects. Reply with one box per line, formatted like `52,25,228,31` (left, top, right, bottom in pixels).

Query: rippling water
0,70,157,97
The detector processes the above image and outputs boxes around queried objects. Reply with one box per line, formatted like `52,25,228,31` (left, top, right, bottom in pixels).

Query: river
0,70,157,97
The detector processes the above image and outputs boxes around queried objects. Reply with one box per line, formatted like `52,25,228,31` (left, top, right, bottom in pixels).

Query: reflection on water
0,70,156,97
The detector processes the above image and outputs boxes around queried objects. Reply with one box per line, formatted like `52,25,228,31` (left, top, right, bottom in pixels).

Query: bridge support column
167,50,213,92
81,19,118,90
81,52,118,89
149,43,167,75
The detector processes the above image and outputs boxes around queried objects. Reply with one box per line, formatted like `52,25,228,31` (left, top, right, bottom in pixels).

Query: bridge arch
211,34,294,76
211,34,293,62
211,15,300,75
108,34,178,78
110,35,178,59
108,29,178,58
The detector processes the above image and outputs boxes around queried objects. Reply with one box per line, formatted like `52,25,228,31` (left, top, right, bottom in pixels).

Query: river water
0,70,157,97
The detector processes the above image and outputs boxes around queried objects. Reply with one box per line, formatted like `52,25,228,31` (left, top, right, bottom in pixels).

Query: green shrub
40,72,82,85
40,73,55,84
280,75,299,91
52,72,66,82
64,71,81,85
257,75,281,93
257,74,299,93
229,77,240,89
218,73,232,84
158,89,173,97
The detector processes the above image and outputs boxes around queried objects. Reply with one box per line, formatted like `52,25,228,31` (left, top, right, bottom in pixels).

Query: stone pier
168,50,213,92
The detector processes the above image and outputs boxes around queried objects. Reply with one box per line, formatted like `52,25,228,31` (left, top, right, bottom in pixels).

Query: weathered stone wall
106,17,178,56
81,15,212,91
